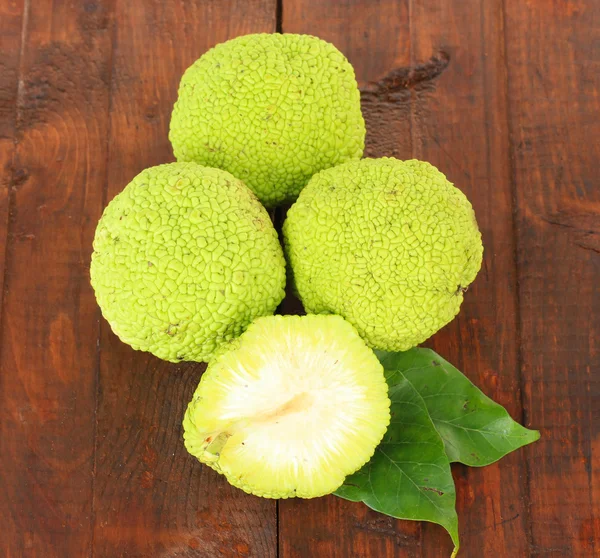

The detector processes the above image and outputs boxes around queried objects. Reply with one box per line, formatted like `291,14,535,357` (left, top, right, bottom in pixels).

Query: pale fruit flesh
183,314,391,498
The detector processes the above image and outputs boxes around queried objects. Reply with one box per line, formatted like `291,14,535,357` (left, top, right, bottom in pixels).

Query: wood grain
504,0,600,555
0,0,24,322
0,2,23,553
92,1,278,556
0,0,115,555
409,1,530,556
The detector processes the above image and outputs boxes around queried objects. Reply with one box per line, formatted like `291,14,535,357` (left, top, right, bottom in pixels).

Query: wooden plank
282,1,534,556
0,0,115,556
504,0,600,555
0,0,23,547
408,1,530,556
92,2,278,556
280,2,424,556
0,0,24,322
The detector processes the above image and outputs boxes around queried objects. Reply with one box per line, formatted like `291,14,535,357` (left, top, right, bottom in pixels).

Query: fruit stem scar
205,431,232,456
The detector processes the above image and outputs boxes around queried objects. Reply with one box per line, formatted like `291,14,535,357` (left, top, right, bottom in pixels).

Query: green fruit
90,162,286,362
283,158,483,352
183,314,391,499
169,33,365,207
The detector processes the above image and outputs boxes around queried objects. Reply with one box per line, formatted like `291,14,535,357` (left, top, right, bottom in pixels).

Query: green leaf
376,348,540,467
335,367,459,556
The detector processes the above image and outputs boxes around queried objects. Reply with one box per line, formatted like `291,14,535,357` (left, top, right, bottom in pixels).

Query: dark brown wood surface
0,0,597,557
505,1,600,555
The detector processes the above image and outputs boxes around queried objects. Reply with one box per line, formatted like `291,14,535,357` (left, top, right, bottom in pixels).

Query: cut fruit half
183,314,391,499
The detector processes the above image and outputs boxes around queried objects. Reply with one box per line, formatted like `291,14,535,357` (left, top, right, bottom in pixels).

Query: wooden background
0,0,598,556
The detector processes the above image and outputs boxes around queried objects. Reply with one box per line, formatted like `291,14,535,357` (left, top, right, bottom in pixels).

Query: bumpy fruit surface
183,314,391,499
283,158,483,351
90,162,285,362
169,33,365,207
